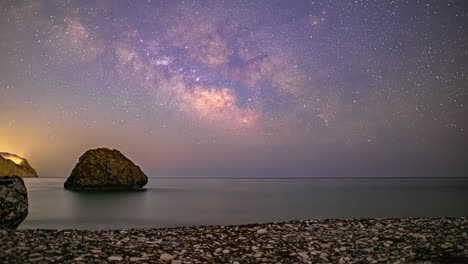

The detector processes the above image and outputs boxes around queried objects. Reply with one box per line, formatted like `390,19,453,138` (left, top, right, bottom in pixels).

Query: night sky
0,0,467,177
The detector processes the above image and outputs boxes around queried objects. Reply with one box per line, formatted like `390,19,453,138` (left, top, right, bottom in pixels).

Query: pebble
320,252,328,258
73,256,84,261
297,252,309,260
320,243,332,248
441,242,453,249
378,256,388,262
107,255,123,261
0,218,465,263
254,252,263,258
160,253,175,261
28,257,44,262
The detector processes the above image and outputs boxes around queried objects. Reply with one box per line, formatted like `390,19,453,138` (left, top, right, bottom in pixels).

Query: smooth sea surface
20,178,468,230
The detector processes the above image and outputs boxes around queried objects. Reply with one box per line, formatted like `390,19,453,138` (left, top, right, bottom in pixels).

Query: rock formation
0,152,38,177
0,176,29,229
64,148,148,191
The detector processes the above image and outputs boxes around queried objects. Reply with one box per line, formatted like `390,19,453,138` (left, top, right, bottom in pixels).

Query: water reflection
20,178,468,230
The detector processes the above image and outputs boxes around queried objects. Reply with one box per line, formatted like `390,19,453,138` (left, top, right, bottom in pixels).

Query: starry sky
0,0,467,178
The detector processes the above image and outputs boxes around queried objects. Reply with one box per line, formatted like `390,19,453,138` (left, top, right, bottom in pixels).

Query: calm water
20,178,468,230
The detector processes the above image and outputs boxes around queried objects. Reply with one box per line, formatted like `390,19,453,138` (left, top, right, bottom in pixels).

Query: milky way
0,0,467,177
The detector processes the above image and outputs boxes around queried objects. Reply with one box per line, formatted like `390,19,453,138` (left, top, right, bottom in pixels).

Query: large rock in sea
0,152,38,177
64,148,148,191
0,176,28,229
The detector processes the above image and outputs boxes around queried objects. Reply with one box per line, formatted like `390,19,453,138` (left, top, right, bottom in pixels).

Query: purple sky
0,0,467,177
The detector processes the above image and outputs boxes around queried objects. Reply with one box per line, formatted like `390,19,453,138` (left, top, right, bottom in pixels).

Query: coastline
1,218,466,263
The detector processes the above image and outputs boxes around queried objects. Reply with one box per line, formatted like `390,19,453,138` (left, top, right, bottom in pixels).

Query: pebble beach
1,218,467,264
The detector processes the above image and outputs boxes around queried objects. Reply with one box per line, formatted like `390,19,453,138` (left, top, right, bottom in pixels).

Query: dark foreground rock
0,176,28,229
0,153,38,177
64,148,148,191
1,218,466,263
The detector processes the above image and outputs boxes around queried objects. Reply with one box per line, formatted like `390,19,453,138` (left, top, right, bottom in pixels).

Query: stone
64,148,148,191
257,229,268,235
160,253,175,261
107,255,123,261
0,153,38,177
440,242,452,249
0,176,28,229
378,256,389,262
320,243,332,248
29,253,42,258
0,218,467,263
222,249,230,254
298,252,309,260
73,256,85,261
28,257,44,262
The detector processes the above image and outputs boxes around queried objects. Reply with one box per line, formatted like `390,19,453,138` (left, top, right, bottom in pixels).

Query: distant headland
0,152,38,178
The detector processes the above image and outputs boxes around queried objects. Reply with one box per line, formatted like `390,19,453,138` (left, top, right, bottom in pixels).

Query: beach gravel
0,218,466,263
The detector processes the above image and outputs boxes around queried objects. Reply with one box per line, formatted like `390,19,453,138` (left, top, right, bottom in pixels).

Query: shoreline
1,218,467,263
23,177,468,179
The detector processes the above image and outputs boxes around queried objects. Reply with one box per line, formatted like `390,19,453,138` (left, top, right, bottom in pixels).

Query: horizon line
29,176,468,180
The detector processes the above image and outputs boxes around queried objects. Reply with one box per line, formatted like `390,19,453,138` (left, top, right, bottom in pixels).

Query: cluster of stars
0,0,466,176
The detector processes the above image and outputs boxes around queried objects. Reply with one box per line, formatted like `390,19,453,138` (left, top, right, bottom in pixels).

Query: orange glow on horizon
0,154,24,165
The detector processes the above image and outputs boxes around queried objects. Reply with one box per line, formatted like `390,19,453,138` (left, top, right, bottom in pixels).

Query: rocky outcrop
64,148,148,191
0,153,38,177
0,176,29,229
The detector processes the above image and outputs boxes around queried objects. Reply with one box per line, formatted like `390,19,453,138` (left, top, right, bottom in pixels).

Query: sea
20,177,468,230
